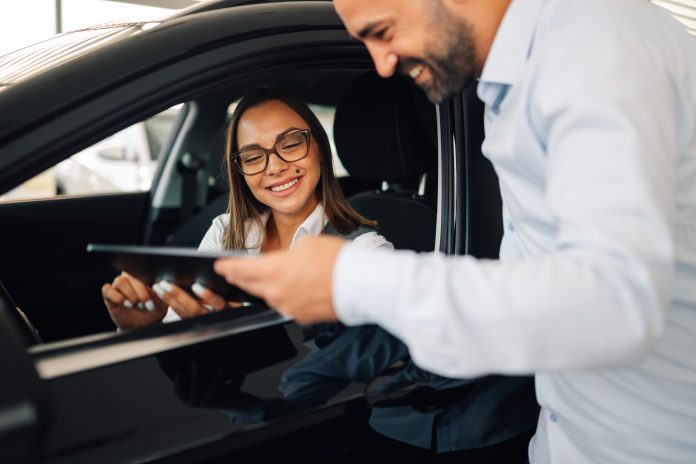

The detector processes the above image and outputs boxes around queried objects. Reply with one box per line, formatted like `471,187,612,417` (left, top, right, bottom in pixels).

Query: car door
0,3,441,463
0,3,366,343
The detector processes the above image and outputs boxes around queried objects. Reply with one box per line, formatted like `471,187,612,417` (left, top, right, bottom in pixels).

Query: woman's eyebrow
239,127,304,150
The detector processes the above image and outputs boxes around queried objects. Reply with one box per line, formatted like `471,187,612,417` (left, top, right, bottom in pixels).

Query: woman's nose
265,151,290,175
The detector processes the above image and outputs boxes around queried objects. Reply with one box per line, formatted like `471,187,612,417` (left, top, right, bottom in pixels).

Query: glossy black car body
0,1,509,463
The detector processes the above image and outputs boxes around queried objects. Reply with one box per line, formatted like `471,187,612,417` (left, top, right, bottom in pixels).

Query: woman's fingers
102,280,167,330
113,272,157,311
191,283,227,311
153,281,209,318
151,281,246,319
102,282,130,309
110,274,139,307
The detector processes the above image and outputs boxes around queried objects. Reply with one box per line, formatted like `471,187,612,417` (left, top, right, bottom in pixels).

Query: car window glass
0,104,182,202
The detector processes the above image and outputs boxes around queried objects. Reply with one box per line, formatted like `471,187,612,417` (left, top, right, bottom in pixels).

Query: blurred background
0,1,206,57
0,0,693,202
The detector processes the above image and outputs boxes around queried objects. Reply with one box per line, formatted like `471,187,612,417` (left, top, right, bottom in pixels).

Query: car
53,106,182,195
0,1,531,463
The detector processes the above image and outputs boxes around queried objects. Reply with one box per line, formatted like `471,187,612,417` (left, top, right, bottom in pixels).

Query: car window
0,104,182,201
143,109,181,161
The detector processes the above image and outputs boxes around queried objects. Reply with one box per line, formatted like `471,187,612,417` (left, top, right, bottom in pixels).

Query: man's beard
400,9,477,104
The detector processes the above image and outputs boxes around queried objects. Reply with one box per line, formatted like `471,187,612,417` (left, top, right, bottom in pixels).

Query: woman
102,87,391,330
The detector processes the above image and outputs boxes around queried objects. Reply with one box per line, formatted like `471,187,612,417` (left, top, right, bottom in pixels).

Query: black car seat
333,72,438,252
164,124,229,248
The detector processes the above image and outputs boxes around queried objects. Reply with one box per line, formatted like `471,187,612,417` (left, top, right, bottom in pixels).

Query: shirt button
549,412,558,423
507,223,515,232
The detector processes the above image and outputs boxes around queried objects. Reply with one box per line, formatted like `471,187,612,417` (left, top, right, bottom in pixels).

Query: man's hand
213,235,347,323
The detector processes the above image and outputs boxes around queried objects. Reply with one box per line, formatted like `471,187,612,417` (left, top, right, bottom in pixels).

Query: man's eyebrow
239,127,303,151
357,20,385,40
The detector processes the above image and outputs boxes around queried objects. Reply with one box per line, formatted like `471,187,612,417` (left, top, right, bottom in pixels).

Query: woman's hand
152,281,236,318
102,272,168,330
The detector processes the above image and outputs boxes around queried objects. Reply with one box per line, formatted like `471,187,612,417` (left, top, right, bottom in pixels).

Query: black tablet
87,244,266,306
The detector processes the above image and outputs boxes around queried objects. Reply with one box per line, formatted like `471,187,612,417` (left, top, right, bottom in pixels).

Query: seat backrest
333,72,437,252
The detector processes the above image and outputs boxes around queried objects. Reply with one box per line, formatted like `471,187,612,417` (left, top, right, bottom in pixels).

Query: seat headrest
334,72,436,183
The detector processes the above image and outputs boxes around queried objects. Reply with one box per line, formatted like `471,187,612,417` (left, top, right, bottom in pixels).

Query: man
214,0,696,462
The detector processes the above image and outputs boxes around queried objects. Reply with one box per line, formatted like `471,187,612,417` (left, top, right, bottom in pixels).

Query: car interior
1,67,440,346
0,3,514,462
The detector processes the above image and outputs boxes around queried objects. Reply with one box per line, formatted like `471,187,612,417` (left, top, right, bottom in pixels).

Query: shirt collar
244,203,327,254
477,0,548,105
291,202,327,245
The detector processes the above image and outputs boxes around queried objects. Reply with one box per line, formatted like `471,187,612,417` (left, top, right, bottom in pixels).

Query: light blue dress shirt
334,0,696,462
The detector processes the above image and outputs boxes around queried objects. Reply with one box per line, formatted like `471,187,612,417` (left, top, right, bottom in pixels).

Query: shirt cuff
332,244,413,327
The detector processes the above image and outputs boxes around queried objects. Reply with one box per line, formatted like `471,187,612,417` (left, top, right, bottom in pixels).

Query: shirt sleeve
350,231,394,250
333,33,676,377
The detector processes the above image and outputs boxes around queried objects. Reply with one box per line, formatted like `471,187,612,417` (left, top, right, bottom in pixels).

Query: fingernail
123,300,134,309
138,302,145,310
145,300,156,312
191,283,206,297
152,283,165,299
159,280,173,292
203,304,215,313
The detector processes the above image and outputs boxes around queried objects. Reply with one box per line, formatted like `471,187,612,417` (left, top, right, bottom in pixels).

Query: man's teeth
270,177,299,192
409,64,425,79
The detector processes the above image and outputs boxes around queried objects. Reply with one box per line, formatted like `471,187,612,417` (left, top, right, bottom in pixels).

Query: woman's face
236,99,321,220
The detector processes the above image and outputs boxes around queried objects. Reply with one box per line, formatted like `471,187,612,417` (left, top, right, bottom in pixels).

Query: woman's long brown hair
222,87,377,250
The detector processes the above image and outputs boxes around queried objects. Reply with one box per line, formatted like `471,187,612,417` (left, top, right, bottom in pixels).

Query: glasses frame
231,129,311,175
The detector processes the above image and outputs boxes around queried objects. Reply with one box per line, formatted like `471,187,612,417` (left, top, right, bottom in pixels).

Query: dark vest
321,223,375,240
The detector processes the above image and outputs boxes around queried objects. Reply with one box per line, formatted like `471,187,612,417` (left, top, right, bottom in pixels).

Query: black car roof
0,1,345,147
0,23,155,92
0,0,332,93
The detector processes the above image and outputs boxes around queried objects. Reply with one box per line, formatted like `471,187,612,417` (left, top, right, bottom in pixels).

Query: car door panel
30,313,370,464
0,192,149,342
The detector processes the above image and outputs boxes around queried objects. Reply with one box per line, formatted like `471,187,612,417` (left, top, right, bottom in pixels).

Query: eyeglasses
231,129,311,175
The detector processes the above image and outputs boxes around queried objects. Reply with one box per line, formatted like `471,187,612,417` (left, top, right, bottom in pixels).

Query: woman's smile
266,175,303,196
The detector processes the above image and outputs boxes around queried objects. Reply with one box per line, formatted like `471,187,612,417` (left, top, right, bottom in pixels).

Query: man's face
334,0,477,104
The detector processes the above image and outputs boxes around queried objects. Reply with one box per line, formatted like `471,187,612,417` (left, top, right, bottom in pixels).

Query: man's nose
366,42,398,78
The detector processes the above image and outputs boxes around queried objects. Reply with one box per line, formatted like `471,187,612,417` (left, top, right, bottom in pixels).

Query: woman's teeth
270,177,299,192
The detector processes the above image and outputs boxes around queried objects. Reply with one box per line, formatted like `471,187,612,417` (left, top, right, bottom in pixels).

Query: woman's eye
243,154,264,164
280,142,301,151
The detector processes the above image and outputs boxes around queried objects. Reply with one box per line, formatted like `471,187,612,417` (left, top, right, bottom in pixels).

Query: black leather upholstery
334,72,438,252
166,194,228,247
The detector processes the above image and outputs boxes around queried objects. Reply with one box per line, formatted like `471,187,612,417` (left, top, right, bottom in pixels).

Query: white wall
0,0,175,57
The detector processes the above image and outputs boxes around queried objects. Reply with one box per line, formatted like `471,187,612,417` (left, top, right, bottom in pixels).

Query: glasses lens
276,131,308,161
238,149,266,173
